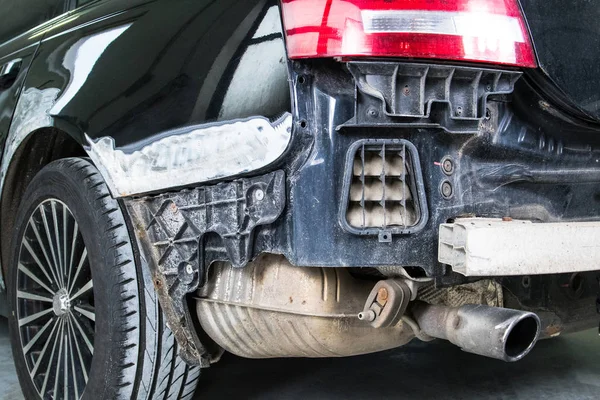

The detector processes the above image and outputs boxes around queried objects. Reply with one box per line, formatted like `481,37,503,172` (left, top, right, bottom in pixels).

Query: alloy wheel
15,199,94,400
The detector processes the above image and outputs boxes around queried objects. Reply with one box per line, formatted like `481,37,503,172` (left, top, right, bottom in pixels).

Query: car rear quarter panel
0,0,290,292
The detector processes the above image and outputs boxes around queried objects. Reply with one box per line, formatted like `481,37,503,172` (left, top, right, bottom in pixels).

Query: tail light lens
280,0,536,67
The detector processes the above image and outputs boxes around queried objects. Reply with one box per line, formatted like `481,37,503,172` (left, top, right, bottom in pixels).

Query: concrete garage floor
0,317,598,399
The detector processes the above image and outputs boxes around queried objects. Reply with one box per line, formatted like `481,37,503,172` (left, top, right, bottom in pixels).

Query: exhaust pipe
413,303,540,362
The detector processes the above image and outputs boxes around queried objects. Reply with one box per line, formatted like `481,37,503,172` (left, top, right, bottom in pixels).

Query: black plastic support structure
126,170,286,366
340,61,521,134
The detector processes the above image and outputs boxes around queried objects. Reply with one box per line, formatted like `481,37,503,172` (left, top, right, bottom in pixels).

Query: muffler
412,302,540,362
196,254,414,358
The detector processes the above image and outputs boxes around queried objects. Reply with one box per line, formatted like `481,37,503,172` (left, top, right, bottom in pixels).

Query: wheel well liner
0,128,85,277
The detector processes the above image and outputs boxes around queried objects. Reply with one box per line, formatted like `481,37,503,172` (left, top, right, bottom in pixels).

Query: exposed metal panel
439,218,600,276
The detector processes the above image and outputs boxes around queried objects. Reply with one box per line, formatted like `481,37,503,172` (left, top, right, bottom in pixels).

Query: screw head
185,263,194,275
367,107,379,118
254,189,265,201
441,181,453,199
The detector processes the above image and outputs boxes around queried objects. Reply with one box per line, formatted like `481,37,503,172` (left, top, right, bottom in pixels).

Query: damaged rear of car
1,0,599,399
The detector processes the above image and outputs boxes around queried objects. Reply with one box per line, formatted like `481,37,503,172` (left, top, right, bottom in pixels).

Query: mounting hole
521,276,531,289
569,273,585,298
440,180,453,199
441,156,454,175
485,108,492,120
297,75,306,84
299,120,308,129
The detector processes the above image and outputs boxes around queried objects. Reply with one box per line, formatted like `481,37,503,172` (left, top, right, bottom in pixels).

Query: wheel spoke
52,321,66,400
70,313,94,354
40,205,63,288
67,323,80,399
74,306,95,322
19,308,53,327
68,248,87,296
17,290,53,303
51,201,65,287
29,219,62,287
41,319,63,396
64,329,69,400
22,238,54,287
18,263,55,295
67,318,88,384
67,221,79,290
30,317,61,377
70,280,93,301
63,203,68,295
23,317,54,354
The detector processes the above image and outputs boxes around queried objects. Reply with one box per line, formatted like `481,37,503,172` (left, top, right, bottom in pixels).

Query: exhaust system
412,303,541,362
196,254,541,362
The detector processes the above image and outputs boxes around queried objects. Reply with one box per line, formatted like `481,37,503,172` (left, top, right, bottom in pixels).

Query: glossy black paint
520,0,600,122
0,30,44,166
21,0,290,148
0,0,290,294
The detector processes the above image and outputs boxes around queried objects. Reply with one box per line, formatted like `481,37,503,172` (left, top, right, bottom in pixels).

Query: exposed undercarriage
123,59,600,367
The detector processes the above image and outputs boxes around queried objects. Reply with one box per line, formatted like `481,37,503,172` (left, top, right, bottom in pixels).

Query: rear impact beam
439,218,600,276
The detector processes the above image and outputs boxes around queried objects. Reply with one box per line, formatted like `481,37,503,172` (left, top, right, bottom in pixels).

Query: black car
0,0,598,399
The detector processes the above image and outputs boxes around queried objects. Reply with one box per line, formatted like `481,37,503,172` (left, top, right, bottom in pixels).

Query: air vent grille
341,139,427,241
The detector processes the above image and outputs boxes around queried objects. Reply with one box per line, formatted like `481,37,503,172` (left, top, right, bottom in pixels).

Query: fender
1,0,291,198
0,0,291,292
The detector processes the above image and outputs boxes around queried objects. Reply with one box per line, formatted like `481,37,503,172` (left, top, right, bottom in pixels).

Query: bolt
254,189,265,201
441,181,453,199
367,107,379,118
377,287,389,302
185,263,194,275
441,157,454,175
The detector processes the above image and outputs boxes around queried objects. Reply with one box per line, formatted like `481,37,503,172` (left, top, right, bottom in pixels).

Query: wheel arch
0,127,86,281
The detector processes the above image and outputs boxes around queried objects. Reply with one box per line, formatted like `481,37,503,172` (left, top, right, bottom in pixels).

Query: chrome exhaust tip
413,303,541,362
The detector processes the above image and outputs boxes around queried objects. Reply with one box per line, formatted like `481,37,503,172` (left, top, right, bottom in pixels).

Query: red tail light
280,0,537,67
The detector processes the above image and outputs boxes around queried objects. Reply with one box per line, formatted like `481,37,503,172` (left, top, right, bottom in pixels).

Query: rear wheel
7,158,200,400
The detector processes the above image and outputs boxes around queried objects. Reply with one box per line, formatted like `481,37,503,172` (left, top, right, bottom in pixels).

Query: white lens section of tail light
361,10,525,42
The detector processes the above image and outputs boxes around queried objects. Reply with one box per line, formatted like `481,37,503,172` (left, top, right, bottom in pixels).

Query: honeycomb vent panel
341,139,427,241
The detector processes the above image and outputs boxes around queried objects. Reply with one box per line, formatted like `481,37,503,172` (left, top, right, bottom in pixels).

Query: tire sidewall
7,160,139,400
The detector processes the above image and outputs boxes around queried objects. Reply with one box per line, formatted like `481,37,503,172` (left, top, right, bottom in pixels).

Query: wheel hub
52,288,71,316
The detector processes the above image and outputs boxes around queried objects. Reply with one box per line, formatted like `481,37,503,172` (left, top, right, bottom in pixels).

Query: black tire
7,158,200,400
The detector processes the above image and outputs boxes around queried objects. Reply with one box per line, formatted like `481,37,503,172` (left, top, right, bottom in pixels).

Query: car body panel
520,0,600,122
2,0,290,194
0,0,290,292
